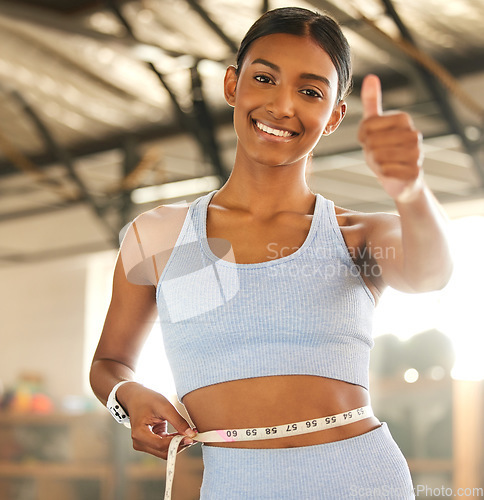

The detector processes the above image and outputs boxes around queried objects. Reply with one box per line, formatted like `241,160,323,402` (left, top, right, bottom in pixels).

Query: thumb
361,74,382,119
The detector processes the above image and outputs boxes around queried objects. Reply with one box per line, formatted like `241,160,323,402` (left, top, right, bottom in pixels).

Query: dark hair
235,7,352,102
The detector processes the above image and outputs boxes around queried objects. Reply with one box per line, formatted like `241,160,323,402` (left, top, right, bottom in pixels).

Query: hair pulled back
235,7,352,103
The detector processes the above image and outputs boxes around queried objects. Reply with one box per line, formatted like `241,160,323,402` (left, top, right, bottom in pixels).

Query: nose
265,85,295,119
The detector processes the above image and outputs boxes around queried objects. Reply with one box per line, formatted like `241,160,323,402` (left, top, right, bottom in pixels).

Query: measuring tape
163,405,373,500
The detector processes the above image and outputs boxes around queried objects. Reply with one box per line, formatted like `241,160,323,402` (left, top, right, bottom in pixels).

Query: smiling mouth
253,120,298,138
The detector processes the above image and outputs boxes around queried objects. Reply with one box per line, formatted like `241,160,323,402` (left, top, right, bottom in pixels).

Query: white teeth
255,121,293,137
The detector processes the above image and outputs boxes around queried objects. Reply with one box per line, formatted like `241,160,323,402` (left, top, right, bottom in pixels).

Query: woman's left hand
358,74,424,203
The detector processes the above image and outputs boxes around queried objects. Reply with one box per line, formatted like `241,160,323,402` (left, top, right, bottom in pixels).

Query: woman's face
225,33,346,169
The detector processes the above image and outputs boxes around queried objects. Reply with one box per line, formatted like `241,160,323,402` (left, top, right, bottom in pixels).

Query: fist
358,74,424,202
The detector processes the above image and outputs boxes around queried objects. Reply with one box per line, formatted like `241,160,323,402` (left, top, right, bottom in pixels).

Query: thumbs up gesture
358,75,424,203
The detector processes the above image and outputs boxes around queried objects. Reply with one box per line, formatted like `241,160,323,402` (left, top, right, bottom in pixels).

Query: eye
254,74,273,84
300,88,323,99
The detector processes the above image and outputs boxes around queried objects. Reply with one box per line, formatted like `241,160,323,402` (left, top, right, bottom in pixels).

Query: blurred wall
0,255,88,402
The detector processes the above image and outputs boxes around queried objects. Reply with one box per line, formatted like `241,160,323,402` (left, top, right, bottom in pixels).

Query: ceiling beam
0,107,234,174
2,0,104,14
308,0,484,186
190,63,229,184
379,0,484,186
0,0,124,42
0,198,87,222
0,16,142,101
0,240,114,265
6,87,120,242
185,0,238,53
0,0,189,58
308,0,421,80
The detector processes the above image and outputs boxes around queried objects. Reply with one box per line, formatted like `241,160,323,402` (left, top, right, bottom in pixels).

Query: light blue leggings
200,422,415,499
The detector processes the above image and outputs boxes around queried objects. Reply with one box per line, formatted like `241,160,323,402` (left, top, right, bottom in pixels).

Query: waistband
163,405,373,500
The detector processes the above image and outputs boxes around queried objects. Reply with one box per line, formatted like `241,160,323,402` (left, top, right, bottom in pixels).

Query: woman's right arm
89,232,196,459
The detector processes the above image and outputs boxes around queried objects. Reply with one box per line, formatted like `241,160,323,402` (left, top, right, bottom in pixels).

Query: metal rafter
0,0,189,58
190,62,228,183
0,199,87,223
110,4,229,193
0,1,124,43
379,0,484,186
308,0,423,85
0,17,139,101
0,0,482,176
184,0,238,53
118,136,141,228
0,107,235,174
148,61,228,185
306,0,484,186
6,87,119,242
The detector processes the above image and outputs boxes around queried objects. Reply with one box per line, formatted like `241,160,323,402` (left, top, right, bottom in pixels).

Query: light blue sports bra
155,190,375,401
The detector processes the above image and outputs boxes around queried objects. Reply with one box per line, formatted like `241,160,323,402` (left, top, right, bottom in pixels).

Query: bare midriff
182,374,381,449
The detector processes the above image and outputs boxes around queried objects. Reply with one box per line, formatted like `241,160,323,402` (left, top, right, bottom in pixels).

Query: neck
215,152,315,217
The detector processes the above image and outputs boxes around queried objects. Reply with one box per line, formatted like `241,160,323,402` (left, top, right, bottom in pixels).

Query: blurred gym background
0,0,483,498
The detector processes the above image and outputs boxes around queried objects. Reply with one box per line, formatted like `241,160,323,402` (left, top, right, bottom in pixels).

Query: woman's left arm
358,74,453,293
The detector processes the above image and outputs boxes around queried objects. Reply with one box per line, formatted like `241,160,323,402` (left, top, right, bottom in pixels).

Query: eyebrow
251,58,331,88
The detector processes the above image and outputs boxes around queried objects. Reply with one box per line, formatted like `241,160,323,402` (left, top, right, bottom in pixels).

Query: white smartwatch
107,380,132,428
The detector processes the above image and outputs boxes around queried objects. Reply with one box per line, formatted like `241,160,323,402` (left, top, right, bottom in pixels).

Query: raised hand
358,74,424,203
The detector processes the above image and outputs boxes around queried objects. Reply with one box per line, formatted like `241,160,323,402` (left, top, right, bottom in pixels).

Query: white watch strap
107,380,132,428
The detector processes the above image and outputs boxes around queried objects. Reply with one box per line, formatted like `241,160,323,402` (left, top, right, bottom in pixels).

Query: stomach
182,374,381,449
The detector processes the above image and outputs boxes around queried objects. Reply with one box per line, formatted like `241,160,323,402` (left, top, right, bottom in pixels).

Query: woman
90,7,452,499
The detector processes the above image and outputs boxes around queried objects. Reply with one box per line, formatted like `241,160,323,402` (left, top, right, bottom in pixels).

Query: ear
323,101,347,136
224,65,238,107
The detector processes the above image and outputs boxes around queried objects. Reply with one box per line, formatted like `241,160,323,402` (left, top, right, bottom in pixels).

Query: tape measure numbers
164,405,373,500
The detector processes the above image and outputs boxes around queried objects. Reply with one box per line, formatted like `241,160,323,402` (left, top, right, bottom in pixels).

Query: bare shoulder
129,201,192,243
334,205,400,240
120,201,192,286
333,205,402,299
135,200,192,222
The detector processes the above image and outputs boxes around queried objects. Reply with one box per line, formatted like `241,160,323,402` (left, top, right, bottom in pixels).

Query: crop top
155,190,375,401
